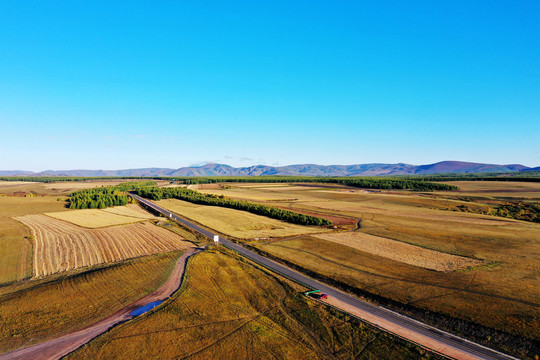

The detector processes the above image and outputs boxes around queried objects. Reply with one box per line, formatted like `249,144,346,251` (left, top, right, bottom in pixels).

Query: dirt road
0,247,202,360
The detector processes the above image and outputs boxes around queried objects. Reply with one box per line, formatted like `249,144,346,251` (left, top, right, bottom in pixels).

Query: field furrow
14,214,192,277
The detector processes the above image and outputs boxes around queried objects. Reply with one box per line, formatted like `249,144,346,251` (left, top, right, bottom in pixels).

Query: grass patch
65,249,437,360
0,251,181,353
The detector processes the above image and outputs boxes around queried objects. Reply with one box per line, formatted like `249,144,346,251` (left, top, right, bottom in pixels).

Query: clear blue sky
1,1,538,171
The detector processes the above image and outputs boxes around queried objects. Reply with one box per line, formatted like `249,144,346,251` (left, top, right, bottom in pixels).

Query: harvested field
0,197,69,284
15,214,191,277
45,205,158,228
315,232,483,271
66,249,429,360
0,252,180,353
199,189,296,202
155,199,328,239
256,236,540,342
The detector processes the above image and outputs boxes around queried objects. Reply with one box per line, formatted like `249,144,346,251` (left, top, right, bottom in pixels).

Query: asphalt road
130,193,518,360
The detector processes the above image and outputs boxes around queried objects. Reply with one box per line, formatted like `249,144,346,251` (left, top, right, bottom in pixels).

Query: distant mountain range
1,161,538,178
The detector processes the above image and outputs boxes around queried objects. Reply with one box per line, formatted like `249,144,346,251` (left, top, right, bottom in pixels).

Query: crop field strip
45,204,158,228
315,232,484,271
15,214,191,277
0,197,70,284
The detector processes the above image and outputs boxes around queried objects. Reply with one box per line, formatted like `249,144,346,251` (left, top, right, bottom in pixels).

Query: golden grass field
0,197,70,283
65,249,431,360
198,182,540,343
445,181,540,200
0,180,125,196
45,204,158,228
155,199,328,239
315,232,483,271
0,252,180,353
15,213,191,277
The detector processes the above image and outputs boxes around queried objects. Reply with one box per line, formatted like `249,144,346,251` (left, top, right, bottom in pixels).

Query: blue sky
1,1,538,171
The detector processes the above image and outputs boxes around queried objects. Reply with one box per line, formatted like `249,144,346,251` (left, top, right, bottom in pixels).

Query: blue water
129,300,163,317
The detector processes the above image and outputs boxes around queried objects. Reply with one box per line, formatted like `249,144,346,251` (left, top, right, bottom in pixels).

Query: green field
66,248,438,360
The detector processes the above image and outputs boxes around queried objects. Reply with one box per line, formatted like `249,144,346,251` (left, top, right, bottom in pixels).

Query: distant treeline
135,187,332,226
68,181,156,209
166,176,459,191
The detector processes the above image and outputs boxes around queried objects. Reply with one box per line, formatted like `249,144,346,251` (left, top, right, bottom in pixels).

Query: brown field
315,232,483,271
0,180,125,196
45,204,158,228
199,182,539,344
0,251,180,353
155,199,328,239
15,214,191,277
0,197,69,284
256,236,539,343
445,181,540,200
65,249,431,360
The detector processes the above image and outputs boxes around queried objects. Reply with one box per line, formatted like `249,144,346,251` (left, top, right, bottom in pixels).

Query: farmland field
0,197,70,283
0,251,181,353
45,204,158,228
65,249,433,360
16,213,191,277
155,198,329,239
188,182,540,353
314,232,483,271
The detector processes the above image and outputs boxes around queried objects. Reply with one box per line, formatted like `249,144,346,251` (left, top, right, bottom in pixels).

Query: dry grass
155,199,328,239
211,183,540,340
256,236,540,340
15,214,191,277
0,252,180,353
445,181,540,200
45,205,158,228
0,180,127,196
199,188,295,201
315,232,483,271
65,249,430,360
0,197,69,284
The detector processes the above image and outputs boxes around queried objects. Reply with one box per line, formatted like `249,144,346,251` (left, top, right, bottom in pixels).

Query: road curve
130,193,518,360
0,247,202,360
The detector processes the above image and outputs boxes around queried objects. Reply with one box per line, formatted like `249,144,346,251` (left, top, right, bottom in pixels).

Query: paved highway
130,193,518,360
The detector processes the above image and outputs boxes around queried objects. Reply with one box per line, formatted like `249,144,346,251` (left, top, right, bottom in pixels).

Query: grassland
0,251,181,353
65,249,436,360
0,197,70,284
445,181,540,200
16,214,191,277
190,182,539,356
45,204,158,228
156,198,328,239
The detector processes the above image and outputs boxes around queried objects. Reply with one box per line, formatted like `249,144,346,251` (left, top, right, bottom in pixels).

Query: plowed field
15,215,191,277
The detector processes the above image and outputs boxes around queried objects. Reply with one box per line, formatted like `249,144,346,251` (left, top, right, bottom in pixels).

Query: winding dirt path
0,248,202,360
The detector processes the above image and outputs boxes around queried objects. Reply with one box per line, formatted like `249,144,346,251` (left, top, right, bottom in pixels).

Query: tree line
135,187,333,226
166,176,459,191
68,181,156,209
